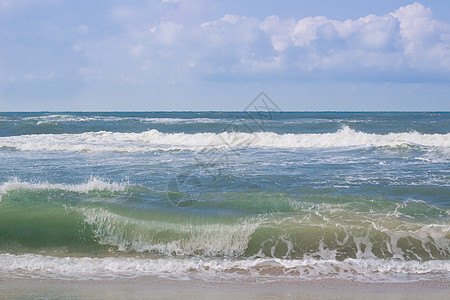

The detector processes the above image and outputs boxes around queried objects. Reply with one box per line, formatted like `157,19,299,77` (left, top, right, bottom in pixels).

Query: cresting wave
0,177,127,201
0,126,448,152
78,205,449,261
1,180,448,261
1,254,449,282
79,207,263,257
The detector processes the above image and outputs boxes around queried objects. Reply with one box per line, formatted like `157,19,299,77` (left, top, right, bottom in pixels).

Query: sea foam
1,254,448,282
79,207,263,257
22,114,222,125
0,126,448,152
0,177,127,201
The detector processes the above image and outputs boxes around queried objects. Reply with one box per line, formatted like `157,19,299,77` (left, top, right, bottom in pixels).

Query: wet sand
1,277,449,299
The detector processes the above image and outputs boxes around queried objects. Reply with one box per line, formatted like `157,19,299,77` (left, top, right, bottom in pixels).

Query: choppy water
0,112,448,282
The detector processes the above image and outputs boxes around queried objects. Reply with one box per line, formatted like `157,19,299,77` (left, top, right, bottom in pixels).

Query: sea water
0,112,448,282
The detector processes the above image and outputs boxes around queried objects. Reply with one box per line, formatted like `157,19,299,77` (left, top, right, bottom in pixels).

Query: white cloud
75,2,450,85
221,14,242,25
156,21,184,45
257,2,450,76
292,16,332,47
260,16,296,51
391,2,450,70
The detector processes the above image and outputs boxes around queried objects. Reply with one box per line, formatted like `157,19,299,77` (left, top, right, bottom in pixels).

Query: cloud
259,3,450,77
156,21,184,45
259,16,296,52
391,3,450,71
80,2,450,84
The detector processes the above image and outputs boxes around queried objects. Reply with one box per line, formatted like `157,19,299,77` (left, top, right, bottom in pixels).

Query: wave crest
80,207,262,257
0,126,448,152
0,177,127,201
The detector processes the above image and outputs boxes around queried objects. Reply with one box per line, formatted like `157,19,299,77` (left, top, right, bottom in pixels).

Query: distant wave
23,115,106,124
0,126,448,152
0,177,127,201
13,114,370,125
139,117,224,124
21,114,223,125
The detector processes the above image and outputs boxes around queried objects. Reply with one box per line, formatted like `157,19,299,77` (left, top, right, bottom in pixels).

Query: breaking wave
0,177,128,201
20,115,222,125
0,178,448,282
1,254,448,282
0,126,448,152
0,180,448,262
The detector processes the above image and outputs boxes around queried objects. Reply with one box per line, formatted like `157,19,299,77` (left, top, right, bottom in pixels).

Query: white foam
139,117,223,124
24,115,101,124
22,114,223,125
78,205,449,262
0,126,448,152
0,254,448,282
283,119,366,124
79,207,262,257
0,177,127,201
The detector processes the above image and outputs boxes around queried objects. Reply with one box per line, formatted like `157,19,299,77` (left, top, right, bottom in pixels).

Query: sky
0,0,450,111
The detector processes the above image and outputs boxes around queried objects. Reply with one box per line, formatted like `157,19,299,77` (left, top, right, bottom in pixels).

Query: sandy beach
1,277,449,299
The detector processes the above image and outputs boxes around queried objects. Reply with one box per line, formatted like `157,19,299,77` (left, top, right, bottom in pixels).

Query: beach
1,277,449,299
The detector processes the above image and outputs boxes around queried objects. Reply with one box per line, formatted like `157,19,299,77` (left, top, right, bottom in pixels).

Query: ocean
0,111,448,282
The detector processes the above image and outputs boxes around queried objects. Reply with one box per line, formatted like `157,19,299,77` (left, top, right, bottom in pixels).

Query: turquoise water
0,112,448,281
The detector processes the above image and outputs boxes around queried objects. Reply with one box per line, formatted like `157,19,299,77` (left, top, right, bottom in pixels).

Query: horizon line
1,110,449,113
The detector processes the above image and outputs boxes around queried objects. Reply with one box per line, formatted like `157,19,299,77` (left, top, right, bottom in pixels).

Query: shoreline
1,277,449,299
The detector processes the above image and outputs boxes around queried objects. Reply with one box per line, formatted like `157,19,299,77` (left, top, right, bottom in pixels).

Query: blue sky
1,0,449,111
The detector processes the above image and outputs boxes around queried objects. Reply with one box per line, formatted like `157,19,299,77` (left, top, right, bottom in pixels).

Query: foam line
0,126,448,152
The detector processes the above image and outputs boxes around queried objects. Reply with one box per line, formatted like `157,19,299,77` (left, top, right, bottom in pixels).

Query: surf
1,179,448,261
0,126,448,152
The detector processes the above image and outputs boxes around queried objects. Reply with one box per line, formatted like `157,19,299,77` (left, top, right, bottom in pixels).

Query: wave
0,126,448,152
0,177,128,201
13,114,366,125
139,117,223,124
0,182,448,261
1,254,448,282
20,114,223,125
283,119,366,124
79,207,262,257
79,206,449,260
23,115,107,124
